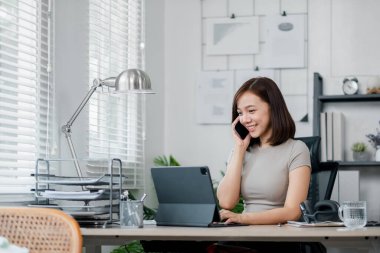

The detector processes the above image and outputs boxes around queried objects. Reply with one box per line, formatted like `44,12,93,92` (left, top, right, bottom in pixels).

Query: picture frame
196,71,234,124
205,17,259,55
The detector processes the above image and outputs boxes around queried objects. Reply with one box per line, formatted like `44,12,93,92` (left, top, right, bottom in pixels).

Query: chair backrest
0,207,82,253
295,136,339,206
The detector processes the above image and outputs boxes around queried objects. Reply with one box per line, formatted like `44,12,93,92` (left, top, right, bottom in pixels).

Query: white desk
81,225,380,253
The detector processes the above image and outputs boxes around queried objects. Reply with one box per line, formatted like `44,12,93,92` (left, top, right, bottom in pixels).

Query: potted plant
351,142,369,161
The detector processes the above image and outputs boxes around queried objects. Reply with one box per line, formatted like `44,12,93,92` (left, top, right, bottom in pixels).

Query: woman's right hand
232,117,251,150
218,117,248,208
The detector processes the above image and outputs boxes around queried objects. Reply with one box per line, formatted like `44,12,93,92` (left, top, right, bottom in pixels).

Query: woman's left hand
219,209,243,224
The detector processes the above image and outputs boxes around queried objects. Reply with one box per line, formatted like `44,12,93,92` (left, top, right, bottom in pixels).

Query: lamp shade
115,69,154,93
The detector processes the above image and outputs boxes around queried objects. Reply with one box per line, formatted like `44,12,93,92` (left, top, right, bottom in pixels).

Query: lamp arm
65,133,82,178
61,78,106,177
64,80,101,129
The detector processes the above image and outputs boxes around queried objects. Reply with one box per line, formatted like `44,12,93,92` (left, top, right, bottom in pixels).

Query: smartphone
235,121,249,139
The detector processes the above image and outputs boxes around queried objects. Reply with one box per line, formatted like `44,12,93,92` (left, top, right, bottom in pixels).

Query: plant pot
353,151,369,161
376,146,380,162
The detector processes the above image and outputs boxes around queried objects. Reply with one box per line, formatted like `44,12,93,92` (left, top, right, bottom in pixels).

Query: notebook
151,166,246,227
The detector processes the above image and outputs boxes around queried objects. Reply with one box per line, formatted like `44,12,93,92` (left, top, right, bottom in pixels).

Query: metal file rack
32,158,124,228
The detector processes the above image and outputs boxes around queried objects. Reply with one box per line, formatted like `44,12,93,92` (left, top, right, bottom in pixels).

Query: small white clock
342,77,359,95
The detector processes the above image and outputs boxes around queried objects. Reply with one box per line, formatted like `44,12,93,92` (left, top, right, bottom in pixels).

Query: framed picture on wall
261,14,306,68
196,71,234,124
205,17,259,55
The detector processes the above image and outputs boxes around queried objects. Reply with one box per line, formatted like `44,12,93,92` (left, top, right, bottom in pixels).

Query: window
0,0,55,201
87,0,146,189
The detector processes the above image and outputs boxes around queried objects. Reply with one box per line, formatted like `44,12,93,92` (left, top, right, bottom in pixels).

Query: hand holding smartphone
235,121,249,139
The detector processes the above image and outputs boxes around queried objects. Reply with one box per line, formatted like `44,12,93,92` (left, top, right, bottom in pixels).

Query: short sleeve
289,140,311,171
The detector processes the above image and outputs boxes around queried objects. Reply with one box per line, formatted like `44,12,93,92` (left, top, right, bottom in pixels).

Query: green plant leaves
153,155,180,166
351,142,367,152
111,240,145,253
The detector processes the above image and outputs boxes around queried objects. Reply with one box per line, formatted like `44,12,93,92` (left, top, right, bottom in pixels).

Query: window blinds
0,0,55,201
87,0,146,189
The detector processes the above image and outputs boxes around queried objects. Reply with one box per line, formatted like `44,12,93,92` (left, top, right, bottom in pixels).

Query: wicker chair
0,207,82,253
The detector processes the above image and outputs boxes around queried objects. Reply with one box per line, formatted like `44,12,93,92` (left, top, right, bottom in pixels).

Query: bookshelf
313,72,380,167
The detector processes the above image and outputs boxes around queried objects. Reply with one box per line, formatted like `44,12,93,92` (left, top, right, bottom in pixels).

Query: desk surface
82,224,380,243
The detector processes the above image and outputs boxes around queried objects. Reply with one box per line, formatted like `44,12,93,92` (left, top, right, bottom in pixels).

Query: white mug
338,201,367,229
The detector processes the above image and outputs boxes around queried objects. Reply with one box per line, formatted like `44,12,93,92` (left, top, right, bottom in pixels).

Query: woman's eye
237,112,242,116
248,110,255,113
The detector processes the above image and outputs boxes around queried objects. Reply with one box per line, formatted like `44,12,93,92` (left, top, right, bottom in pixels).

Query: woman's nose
241,113,251,123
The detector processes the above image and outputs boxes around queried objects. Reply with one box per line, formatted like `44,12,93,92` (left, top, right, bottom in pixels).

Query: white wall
55,0,89,177
163,0,232,177
145,0,380,223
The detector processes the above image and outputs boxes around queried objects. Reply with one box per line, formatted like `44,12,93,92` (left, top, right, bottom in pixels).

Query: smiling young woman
214,77,312,253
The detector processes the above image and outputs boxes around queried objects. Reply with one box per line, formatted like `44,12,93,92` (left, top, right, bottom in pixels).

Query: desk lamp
61,69,153,177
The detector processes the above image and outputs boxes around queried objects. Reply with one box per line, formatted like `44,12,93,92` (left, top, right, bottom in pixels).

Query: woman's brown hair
232,77,295,147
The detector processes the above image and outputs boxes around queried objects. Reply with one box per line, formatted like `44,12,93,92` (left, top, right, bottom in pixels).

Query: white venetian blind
87,0,146,189
0,0,55,201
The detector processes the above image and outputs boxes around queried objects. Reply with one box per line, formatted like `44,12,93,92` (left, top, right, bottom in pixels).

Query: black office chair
295,136,339,207
295,136,339,253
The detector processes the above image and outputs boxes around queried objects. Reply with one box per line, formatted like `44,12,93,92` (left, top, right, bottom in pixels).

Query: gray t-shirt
237,139,310,213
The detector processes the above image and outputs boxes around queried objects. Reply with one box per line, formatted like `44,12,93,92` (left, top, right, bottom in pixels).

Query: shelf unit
313,72,380,167
338,161,380,167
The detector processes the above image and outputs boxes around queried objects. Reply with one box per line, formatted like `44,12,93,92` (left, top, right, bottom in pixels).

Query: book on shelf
320,111,345,162
320,112,327,162
332,112,345,161
326,112,333,161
